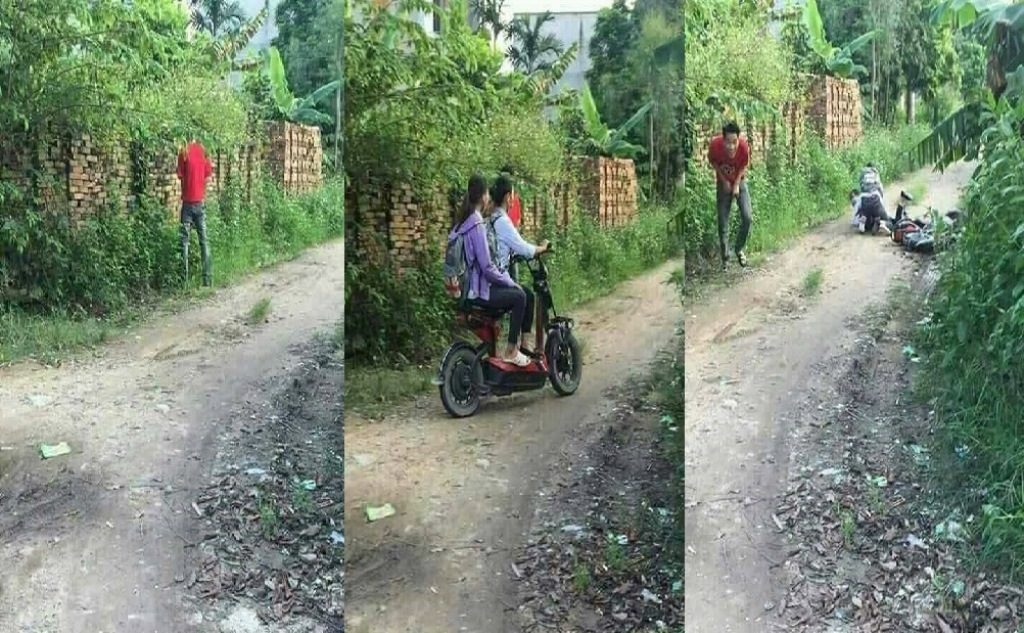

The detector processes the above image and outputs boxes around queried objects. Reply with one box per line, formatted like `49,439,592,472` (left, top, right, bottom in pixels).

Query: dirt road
344,260,683,633
0,240,344,633
683,163,974,632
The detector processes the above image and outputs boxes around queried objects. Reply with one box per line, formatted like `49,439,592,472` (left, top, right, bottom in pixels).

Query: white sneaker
858,220,866,233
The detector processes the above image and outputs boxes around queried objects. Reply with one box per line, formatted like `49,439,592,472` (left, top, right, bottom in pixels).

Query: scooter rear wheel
439,343,484,417
547,329,582,396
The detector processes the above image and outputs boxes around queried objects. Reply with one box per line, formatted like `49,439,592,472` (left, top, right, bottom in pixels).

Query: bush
682,125,929,267
918,103,1024,575
0,178,345,317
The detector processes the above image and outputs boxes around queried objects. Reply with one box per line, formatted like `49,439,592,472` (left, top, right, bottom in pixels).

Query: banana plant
802,0,877,79
265,46,340,126
579,83,652,159
917,0,1024,169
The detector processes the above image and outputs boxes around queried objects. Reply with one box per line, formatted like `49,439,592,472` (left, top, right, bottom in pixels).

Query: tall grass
917,105,1024,577
0,178,345,363
682,125,929,270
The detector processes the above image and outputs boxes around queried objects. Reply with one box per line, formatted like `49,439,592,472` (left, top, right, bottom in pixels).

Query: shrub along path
0,240,344,633
684,163,981,632
344,258,683,633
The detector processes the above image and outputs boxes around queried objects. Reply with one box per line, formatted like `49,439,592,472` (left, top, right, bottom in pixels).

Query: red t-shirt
508,194,522,227
177,142,213,203
707,135,750,186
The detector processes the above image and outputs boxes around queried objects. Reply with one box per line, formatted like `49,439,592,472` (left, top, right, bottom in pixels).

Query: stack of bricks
806,75,862,149
265,121,323,194
782,101,805,163
579,157,638,228
66,135,132,224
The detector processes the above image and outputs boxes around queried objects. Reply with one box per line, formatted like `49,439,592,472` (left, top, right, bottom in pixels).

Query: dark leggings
507,264,535,335
474,286,527,346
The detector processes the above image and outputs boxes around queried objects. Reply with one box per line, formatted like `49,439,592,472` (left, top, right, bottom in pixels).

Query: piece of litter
641,589,662,604
27,395,52,407
39,442,72,459
244,468,267,477
155,404,171,415
330,531,345,545
299,479,316,491
365,504,396,522
906,534,928,550
561,524,584,533
192,502,204,517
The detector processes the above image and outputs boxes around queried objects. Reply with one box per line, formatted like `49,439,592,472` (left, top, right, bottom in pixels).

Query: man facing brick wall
177,138,213,287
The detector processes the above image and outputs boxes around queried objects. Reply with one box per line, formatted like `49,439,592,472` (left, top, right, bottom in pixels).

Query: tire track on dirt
683,164,974,633
0,240,344,633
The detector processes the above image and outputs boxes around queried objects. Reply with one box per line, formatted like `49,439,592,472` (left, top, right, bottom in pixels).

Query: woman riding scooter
449,174,532,367
488,174,550,354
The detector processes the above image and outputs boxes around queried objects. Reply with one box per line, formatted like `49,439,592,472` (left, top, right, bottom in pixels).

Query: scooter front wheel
547,329,582,396
439,342,484,418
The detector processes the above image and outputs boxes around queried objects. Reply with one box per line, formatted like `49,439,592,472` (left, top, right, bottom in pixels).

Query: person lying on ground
850,189,891,236
488,174,550,354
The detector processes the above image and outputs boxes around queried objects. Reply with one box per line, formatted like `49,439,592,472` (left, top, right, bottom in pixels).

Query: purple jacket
450,210,514,301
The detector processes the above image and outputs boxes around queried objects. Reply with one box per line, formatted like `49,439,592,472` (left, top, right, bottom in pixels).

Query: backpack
485,215,502,271
860,168,882,194
444,228,471,302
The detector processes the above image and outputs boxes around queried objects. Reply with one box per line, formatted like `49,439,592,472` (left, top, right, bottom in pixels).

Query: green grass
246,297,272,325
0,308,132,365
801,268,824,296
346,364,435,417
1,179,344,365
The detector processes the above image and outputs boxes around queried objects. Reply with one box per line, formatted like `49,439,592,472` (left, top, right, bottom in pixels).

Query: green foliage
916,0,1024,168
265,46,341,125
682,125,928,268
802,0,877,78
345,0,560,189
275,0,342,94
579,85,652,159
0,0,251,150
588,0,683,201
0,178,344,318
918,98,1024,575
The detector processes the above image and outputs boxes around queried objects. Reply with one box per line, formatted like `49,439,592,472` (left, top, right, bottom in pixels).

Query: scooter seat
460,303,506,320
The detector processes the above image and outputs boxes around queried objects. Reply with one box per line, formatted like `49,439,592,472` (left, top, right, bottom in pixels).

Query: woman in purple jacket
450,174,531,367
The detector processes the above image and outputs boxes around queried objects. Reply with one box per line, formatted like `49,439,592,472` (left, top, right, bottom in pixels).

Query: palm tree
507,12,565,75
190,0,248,38
469,0,508,47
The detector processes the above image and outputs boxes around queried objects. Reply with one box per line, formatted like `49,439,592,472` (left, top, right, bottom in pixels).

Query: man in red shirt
177,139,213,286
707,121,752,270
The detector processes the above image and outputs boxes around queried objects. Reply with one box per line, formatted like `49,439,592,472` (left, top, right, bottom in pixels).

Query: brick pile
265,121,322,194
0,121,323,224
579,157,638,228
346,158,642,273
806,75,862,149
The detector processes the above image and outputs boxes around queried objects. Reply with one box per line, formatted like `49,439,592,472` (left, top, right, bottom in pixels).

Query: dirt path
683,163,974,632
344,260,683,633
0,240,344,633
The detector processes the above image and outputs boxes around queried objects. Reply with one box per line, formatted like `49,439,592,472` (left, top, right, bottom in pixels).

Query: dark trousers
180,202,212,285
507,262,535,334
716,181,753,262
473,286,527,346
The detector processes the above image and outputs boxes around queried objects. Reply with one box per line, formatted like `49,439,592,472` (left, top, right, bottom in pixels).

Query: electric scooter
435,249,582,418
